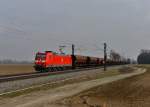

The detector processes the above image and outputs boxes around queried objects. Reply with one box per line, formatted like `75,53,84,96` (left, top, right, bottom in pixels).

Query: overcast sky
0,0,150,60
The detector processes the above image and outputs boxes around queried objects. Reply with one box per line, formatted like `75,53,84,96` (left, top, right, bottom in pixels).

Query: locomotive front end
34,52,46,71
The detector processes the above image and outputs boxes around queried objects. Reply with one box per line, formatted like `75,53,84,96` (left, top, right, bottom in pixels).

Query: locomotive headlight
35,60,39,63
42,60,46,63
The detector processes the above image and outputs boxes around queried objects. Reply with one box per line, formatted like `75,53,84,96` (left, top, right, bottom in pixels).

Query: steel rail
0,66,104,83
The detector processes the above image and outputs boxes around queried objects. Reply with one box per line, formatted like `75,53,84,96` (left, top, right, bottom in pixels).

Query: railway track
0,65,127,96
0,66,105,83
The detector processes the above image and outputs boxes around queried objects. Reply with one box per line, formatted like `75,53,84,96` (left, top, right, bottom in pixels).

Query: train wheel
56,67,59,71
53,67,57,71
51,67,54,72
60,67,63,71
55,67,58,71
58,67,61,71
48,68,51,72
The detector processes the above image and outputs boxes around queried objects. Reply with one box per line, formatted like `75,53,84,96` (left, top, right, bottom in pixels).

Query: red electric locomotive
34,51,72,72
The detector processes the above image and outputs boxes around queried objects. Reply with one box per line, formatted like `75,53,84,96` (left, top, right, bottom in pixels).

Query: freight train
34,51,128,72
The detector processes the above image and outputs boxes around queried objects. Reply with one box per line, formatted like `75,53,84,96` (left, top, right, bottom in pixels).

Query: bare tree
110,50,121,61
138,49,150,64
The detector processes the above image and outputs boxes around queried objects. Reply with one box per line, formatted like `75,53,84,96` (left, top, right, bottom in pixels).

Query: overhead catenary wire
58,42,108,56
58,42,127,60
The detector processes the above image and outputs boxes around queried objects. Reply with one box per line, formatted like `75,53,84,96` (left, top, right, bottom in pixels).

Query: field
0,64,35,76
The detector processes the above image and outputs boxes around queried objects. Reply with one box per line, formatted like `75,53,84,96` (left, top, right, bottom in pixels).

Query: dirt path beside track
0,67,145,107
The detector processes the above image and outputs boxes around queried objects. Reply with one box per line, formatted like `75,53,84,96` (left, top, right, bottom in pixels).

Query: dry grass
0,64,35,76
59,65,150,107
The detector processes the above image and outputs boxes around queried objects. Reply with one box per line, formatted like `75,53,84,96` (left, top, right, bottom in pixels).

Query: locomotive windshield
35,53,46,60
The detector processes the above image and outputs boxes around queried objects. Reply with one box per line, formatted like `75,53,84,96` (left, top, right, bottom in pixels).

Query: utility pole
72,44,75,56
72,44,75,69
104,43,107,71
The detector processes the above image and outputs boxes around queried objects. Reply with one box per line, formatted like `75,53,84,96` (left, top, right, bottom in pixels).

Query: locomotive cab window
35,53,46,60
